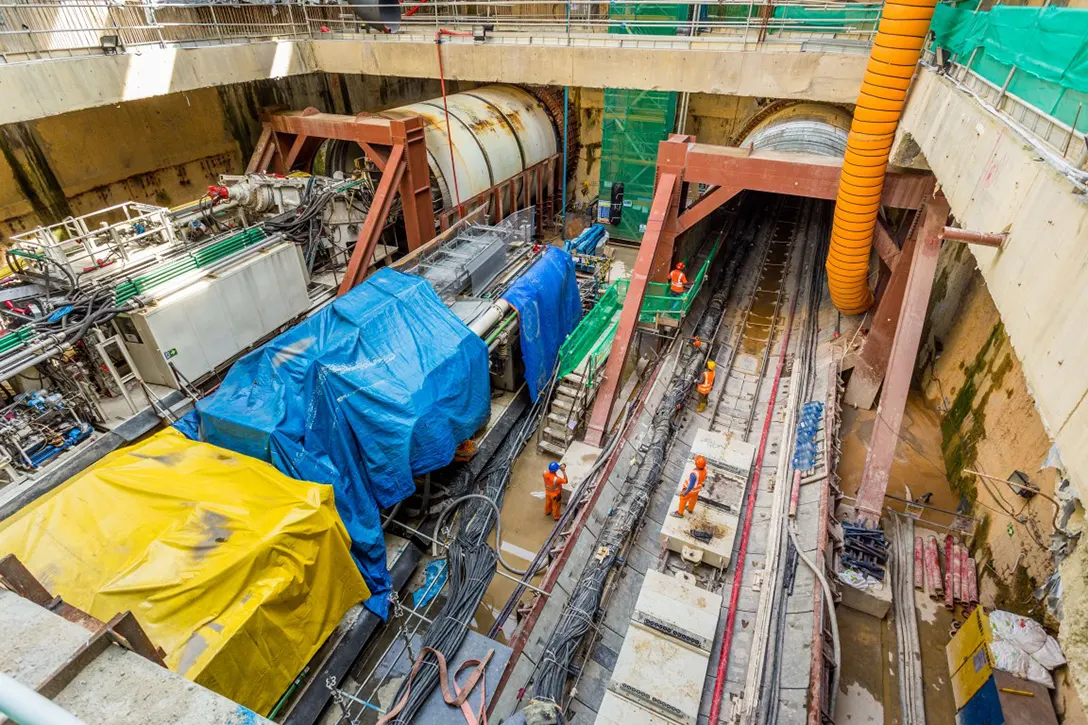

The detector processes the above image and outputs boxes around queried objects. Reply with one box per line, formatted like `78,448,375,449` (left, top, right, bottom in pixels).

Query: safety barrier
638,233,722,324
0,0,882,63
558,277,626,385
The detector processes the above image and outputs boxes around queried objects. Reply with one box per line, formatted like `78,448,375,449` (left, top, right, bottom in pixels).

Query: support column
855,195,950,525
844,222,918,410
585,171,681,446
648,136,691,284
337,144,407,296
390,117,435,252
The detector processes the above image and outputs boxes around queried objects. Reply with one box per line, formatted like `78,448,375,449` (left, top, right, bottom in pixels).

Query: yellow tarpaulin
0,428,370,715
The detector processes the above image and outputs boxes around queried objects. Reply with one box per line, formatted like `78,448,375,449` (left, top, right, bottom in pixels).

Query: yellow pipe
827,0,938,314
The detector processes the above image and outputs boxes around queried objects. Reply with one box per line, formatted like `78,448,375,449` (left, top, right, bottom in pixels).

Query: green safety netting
639,234,722,325
771,3,881,28
598,89,679,242
557,279,626,384
556,235,722,386
931,4,1088,132
607,1,688,36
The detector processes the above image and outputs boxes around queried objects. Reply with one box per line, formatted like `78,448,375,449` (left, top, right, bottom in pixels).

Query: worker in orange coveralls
696,360,716,413
671,455,707,518
668,261,688,312
544,461,567,520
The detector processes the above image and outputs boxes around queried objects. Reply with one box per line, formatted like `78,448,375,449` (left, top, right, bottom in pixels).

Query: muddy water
838,391,959,517
472,445,556,643
739,207,794,360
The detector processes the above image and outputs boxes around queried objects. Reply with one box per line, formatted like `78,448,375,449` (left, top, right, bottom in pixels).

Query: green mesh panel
558,279,626,384
931,4,1088,133
598,89,678,242
638,234,722,325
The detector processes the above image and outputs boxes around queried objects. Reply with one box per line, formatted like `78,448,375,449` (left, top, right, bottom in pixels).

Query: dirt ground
474,444,556,643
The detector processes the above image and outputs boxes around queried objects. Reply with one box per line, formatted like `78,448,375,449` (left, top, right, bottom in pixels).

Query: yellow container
947,608,992,676
951,642,995,711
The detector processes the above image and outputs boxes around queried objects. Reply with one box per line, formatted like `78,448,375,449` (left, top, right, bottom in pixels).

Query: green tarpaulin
931,4,1088,132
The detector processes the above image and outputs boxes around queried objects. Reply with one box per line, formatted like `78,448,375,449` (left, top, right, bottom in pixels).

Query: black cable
529,200,756,711
383,371,556,725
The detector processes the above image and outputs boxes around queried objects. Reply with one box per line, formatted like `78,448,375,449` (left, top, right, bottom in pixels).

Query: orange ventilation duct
827,0,938,315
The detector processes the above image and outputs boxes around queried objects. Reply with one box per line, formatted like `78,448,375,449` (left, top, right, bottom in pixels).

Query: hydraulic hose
826,0,938,315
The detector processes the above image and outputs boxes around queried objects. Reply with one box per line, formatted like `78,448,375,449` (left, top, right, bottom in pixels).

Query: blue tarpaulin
176,268,491,618
501,246,582,400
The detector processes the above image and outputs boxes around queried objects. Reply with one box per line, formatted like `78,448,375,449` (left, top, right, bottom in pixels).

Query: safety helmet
706,361,716,370
692,336,702,349
676,261,686,271
549,462,561,473
694,455,707,469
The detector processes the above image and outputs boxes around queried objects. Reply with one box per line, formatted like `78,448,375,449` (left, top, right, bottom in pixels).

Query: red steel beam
872,218,901,272
337,144,407,296
266,110,398,146
678,143,932,209
855,195,950,525
842,223,920,410
585,172,680,447
676,184,742,234
389,117,435,252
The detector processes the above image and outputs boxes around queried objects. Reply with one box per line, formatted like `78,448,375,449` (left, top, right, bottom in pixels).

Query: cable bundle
529,209,754,713
383,374,555,724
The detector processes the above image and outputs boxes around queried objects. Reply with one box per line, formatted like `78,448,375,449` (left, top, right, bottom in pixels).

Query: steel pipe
468,298,513,337
0,674,88,725
938,226,1007,248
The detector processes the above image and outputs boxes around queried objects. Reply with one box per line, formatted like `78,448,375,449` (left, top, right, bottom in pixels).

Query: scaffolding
598,89,680,241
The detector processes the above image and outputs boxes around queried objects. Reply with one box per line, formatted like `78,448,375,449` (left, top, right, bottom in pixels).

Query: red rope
434,29,472,218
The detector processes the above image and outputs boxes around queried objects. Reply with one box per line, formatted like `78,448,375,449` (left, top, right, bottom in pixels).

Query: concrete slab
610,626,709,725
560,441,604,500
633,569,722,653
1,591,272,725
601,567,645,639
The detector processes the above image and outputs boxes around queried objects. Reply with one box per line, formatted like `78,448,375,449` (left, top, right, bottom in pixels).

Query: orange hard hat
676,261,686,271
692,336,702,348
694,455,707,469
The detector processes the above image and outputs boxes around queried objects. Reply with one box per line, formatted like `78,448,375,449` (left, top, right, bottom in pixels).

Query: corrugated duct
827,0,938,315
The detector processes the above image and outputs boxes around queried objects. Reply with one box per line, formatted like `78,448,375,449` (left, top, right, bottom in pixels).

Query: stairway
538,366,599,457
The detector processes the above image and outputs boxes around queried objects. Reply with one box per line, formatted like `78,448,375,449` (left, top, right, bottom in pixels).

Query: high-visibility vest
697,368,715,395
669,269,687,293
683,467,707,495
544,471,564,495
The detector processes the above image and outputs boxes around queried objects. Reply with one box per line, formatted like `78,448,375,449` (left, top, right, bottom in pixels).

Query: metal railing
0,0,882,63
924,50,1088,177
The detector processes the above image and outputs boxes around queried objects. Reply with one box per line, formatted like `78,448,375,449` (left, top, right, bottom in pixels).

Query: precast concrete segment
827,0,938,315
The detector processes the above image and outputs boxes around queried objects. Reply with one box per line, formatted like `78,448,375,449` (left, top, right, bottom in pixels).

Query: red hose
707,275,801,725
434,29,472,217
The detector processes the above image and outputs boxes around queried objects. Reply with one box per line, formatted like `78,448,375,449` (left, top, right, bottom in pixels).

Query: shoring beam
674,142,932,209
245,110,437,291
872,218,901,272
855,195,950,525
584,171,681,447
337,144,407,296
843,224,919,410
676,184,742,234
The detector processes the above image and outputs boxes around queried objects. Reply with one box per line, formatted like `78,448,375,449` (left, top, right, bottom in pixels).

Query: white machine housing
116,242,310,388
632,569,722,654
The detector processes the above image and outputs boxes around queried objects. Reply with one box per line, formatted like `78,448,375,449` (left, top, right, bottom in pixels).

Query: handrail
0,0,880,63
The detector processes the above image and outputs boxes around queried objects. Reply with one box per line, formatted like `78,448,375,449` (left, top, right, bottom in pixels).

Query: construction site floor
835,589,958,725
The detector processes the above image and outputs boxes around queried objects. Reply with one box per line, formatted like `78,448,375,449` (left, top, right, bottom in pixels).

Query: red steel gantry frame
246,108,435,296
583,134,934,448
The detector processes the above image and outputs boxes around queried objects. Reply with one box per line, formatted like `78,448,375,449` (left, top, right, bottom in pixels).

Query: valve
206,185,230,205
